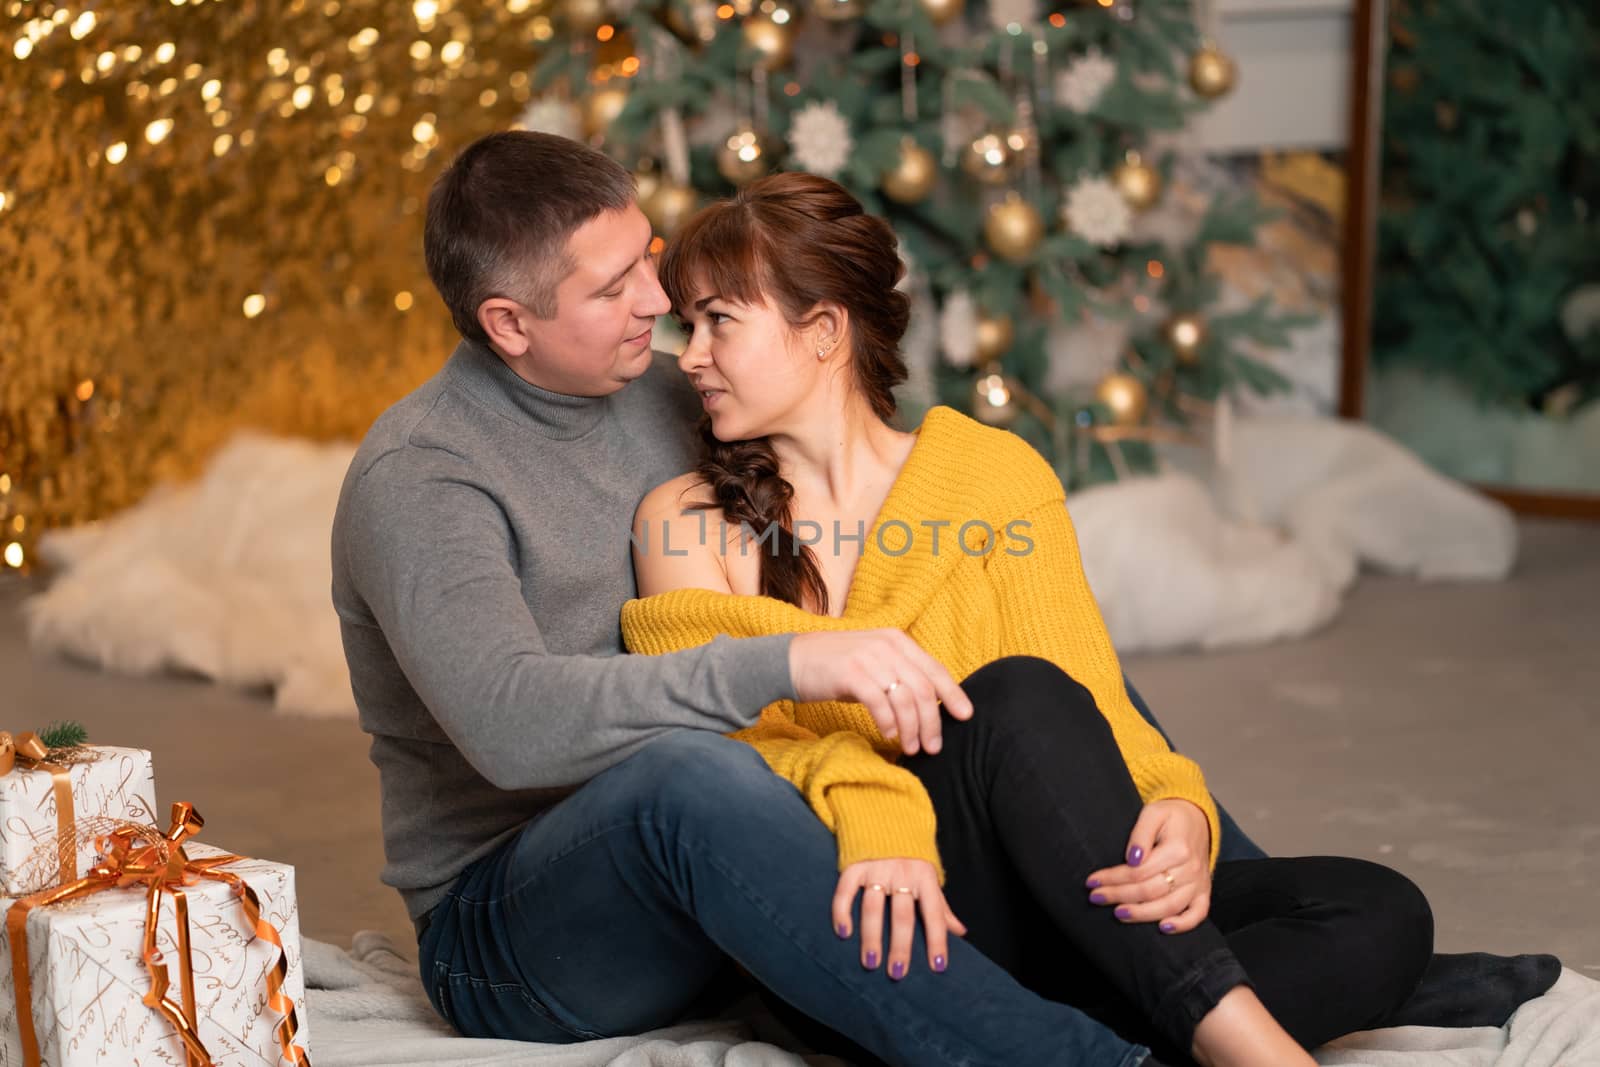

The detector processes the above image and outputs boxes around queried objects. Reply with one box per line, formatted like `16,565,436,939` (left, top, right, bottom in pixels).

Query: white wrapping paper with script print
0,747,159,897
0,843,310,1066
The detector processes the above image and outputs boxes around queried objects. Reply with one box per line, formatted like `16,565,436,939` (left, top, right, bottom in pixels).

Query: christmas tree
525,0,1307,484
1374,0,1600,416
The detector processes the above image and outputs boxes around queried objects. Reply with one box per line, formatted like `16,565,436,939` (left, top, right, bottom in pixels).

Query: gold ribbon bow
0,731,81,887
0,731,52,776
6,802,312,1067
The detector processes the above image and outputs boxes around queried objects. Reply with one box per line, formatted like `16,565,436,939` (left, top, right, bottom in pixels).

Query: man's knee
617,730,798,826
624,729,765,777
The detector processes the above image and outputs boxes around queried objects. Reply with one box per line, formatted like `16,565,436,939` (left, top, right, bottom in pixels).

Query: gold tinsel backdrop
0,0,575,571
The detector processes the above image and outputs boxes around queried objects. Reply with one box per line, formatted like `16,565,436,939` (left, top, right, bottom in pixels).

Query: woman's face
675,279,825,442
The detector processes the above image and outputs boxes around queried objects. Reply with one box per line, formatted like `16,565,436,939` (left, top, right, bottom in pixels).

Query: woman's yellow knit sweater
621,406,1220,879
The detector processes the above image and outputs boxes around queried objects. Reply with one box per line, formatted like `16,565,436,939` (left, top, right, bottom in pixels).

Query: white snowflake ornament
939,289,979,368
690,94,741,148
897,246,919,293
1062,175,1132,248
516,96,581,141
1055,48,1116,113
786,101,853,178
987,0,1037,31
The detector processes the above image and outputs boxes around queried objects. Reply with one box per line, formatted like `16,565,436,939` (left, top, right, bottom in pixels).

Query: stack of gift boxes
0,728,311,1066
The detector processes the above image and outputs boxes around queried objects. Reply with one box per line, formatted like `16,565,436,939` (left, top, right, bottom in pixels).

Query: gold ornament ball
742,12,796,68
984,194,1044,263
881,139,938,204
717,125,774,185
813,0,863,20
633,168,661,205
1112,153,1162,212
961,133,1013,186
1161,312,1208,364
918,0,966,25
582,87,629,140
641,181,698,238
973,370,1019,427
1095,372,1149,427
561,0,609,35
664,2,717,47
1188,45,1238,99
974,311,1014,362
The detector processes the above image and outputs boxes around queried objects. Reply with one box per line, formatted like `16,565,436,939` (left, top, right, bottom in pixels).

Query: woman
620,172,1432,1067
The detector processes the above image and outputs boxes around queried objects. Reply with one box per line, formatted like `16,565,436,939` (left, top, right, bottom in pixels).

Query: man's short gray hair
424,131,636,341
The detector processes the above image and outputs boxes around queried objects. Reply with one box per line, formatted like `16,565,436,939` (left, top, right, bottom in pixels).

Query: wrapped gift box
0,746,159,897
0,843,310,1067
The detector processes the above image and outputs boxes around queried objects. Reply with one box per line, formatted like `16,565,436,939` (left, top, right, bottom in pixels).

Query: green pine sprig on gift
37,721,89,750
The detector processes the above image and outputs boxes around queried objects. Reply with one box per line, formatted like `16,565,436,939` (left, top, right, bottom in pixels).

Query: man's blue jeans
417,730,1152,1067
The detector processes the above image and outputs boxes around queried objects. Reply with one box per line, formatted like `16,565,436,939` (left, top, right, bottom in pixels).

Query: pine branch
38,721,89,750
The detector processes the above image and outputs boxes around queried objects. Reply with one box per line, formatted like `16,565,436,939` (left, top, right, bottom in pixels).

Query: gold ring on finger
886,680,901,694
1162,870,1176,890
893,886,915,895
866,883,886,894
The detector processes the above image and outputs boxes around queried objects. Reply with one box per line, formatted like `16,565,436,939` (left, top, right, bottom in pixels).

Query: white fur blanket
25,416,1516,716
305,932,1600,1066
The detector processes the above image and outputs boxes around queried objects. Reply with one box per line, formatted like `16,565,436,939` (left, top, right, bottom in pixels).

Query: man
331,131,1552,1066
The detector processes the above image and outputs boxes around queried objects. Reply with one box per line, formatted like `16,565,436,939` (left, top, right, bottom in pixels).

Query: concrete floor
5,518,1598,977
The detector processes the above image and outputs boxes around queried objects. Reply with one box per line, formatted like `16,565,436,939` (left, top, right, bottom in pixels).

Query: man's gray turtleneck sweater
331,341,797,920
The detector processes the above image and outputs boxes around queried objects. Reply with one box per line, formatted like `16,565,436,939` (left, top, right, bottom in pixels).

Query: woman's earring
816,338,832,359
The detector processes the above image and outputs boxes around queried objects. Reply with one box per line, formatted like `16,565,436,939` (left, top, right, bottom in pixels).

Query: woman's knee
958,656,1117,747
1321,857,1435,1001
1369,861,1434,974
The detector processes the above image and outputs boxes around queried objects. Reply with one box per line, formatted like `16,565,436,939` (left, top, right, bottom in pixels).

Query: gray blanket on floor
303,933,1600,1067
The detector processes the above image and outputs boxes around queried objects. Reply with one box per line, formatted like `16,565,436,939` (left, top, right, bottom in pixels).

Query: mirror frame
1338,0,1600,519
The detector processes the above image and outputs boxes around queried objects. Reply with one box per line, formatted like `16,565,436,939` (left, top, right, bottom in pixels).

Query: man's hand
789,630,972,755
832,858,965,979
1086,798,1213,933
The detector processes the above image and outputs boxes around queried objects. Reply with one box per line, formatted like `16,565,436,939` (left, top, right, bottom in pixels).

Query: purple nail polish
890,961,906,980
864,951,878,969
933,955,947,973
1160,921,1176,933
1089,892,1108,905
1085,878,1101,889
1127,846,1144,867
1115,906,1132,920
836,923,849,939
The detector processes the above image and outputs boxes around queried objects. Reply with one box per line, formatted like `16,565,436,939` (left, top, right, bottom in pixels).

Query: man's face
491,203,669,397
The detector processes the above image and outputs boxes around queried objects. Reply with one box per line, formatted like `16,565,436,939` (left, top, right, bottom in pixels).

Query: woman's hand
833,858,966,979
1086,798,1213,933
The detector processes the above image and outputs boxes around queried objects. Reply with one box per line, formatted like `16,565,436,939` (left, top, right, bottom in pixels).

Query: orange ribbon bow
5,801,311,1067
0,731,52,777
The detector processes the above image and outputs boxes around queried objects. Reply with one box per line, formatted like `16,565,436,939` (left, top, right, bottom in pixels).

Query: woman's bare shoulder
637,472,716,522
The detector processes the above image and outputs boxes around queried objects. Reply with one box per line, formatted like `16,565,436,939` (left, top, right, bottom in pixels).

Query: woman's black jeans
902,656,1434,1063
